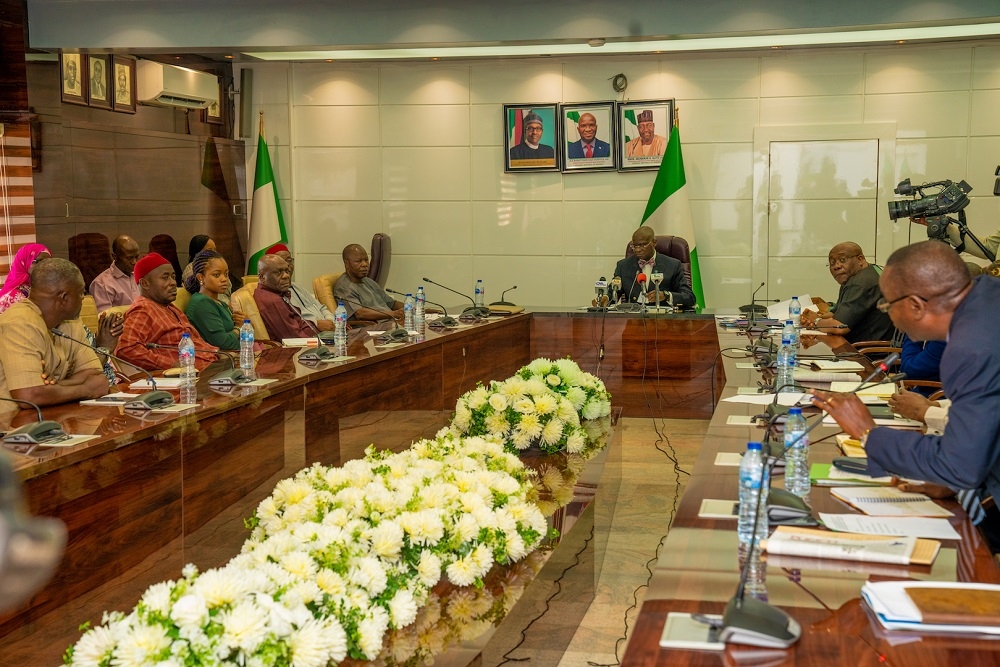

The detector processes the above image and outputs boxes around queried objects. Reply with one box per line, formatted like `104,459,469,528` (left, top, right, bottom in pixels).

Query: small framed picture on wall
60,54,87,106
503,103,560,172
87,55,112,110
560,101,616,172
112,55,137,114
617,99,674,172
203,79,223,124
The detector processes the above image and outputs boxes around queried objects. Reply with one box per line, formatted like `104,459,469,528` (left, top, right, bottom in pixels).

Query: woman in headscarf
0,243,50,313
0,243,121,385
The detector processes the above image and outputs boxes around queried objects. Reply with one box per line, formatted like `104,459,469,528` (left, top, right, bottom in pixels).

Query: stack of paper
863,581,1000,634
765,526,939,565
810,463,892,487
809,359,865,372
830,487,953,517
829,380,896,397
820,513,961,540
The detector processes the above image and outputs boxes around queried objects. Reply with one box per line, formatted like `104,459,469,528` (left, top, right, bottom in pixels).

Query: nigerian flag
247,115,287,274
640,125,705,308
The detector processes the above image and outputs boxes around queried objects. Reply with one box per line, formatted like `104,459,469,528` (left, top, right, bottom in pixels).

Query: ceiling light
588,38,606,48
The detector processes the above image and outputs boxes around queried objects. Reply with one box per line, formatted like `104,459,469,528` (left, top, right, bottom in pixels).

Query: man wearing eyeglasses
814,241,1000,550
800,242,895,343
612,226,695,308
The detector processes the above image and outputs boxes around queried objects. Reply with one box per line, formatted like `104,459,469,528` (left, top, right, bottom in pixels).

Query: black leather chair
368,232,391,287
68,233,111,292
624,235,692,287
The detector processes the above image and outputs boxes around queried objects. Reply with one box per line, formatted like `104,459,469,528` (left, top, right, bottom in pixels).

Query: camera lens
887,200,912,220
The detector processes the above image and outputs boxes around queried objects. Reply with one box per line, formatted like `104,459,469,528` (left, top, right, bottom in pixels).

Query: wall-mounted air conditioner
137,60,217,109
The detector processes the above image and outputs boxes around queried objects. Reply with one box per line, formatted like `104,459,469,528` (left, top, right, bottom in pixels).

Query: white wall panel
472,255,565,308
865,48,972,94
684,143,754,200
971,90,1000,136
562,60,661,102
690,200,752,256
563,256,623,308
472,201,563,255
391,255,473,308
471,147,563,201
295,201,383,251
893,138,968,184
760,53,864,98
973,46,1000,90
864,92,970,138
384,202,472,255
292,65,379,106
681,99,758,143
382,148,470,200
699,256,754,308
561,201,647,256
381,105,470,146
759,96,863,126
561,171,655,202
380,66,470,105
967,136,1000,194
661,57,760,100
294,148,382,200
293,106,379,147
471,105,503,146
469,63,563,105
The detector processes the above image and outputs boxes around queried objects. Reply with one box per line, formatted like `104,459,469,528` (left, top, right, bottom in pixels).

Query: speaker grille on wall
239,69,253,139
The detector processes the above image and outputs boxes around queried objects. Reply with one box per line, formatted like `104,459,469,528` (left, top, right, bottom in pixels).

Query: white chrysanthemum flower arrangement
446,357,612,455
65,433,547,667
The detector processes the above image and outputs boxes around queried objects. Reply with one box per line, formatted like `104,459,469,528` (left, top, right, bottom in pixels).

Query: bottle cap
244,319,250,324
786,320,793,325
747,441,762,451
792,296,798,299
182,332,190,338
407,293,412,296
338,302,344,307
788,407,802,415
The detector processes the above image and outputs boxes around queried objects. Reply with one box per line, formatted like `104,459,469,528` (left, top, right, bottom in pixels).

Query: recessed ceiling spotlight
325,59,334,62
896,40,907,44
224,55,234,59
588,38,606,48
771,45,782,49
430,57,440,61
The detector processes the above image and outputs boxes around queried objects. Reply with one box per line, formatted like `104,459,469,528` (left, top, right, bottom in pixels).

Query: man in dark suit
509,112,555,161
814,241,1000,548
612,226,695,308
567,112,611,159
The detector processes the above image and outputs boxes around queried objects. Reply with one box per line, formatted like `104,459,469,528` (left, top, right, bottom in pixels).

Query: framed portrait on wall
87,55,112,109
503,103,560,172
112,55,137,114
60,53,87,106
203,78,223,124
560,101,616,172
617,99,674,172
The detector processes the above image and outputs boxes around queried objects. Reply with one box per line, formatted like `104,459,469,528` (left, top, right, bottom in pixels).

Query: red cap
134,252,170,284
265,243,289,255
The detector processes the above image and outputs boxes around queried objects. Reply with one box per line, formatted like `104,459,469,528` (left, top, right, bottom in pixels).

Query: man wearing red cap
116,253,218,371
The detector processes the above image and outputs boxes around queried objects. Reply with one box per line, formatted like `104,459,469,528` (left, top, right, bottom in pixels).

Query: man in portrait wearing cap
509,111,556,163
625,110,667,158
264,244,335,331
116,252,219,371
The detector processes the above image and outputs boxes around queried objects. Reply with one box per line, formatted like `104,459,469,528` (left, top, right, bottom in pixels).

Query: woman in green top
184,250,245,349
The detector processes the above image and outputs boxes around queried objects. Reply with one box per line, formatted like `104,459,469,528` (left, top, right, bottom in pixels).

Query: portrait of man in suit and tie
561,103,616,172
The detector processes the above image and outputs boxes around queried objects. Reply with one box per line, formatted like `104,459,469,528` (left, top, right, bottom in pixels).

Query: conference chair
68,233,111,293
623,235,692,286
312,272,342,315
148,234,184,282
79,295,99,332
229,283,271,340
369,232,391,287
172,286,192,313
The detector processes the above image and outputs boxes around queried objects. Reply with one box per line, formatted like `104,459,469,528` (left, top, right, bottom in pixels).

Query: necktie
585,144,593,158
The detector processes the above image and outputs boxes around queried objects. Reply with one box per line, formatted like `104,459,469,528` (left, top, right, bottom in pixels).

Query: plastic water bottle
775,336,795,393
789,296,802,328
783,406,811,499
334,302,348,347
738,442,768,547
783,320,799,354
474,279,484,308
239,319,255,380
415,286,426,330
178,333,196,387
404,293,414,331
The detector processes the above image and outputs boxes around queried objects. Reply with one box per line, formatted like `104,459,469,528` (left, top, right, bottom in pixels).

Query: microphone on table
853,352,900,391
490,285,518,307
720,367,908,648
52,329,175,411
636,272,648,305
386,288,459,328
608,276,622,304
0,397,67,447
336,293,409,343
145,342,243,387
590,278,609,310
422,277,490,318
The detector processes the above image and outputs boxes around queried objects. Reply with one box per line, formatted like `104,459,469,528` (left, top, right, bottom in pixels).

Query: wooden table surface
621,325,1000,666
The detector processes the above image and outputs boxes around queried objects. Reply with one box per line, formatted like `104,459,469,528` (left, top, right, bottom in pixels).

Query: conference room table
621,325,1000,666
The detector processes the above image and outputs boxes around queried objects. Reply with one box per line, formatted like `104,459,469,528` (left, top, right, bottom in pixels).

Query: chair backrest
79,295,99,332
149,234,183,282
624,235,692,286
69,233,111,293
173,286,192,313
242,274,258,286
230,283,270,340
368,233,391,287
312,272,343,314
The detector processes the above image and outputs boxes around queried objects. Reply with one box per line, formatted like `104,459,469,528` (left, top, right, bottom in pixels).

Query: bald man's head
883,241,970,313
342,244,370,282
111,234,140,275
827,242,869,285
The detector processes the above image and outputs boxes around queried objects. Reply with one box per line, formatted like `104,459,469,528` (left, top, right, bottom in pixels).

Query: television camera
887,177,995,261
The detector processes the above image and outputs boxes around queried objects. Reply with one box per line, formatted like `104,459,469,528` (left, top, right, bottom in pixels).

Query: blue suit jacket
568,139,611,159
867,276,1000,505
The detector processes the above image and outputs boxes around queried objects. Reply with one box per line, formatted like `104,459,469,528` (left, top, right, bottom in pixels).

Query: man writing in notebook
814,241,1000,547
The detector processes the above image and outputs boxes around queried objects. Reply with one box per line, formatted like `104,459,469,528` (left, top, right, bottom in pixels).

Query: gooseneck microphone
0,396,67,446
854,352,900,390
422,277,490,318
490,285,517,307
52,329,175,411
386,289,459,328
144,342,235,366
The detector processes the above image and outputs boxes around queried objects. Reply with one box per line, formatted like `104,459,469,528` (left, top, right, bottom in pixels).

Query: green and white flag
639,125,705,308
247,115,287,275
622,109,638,144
